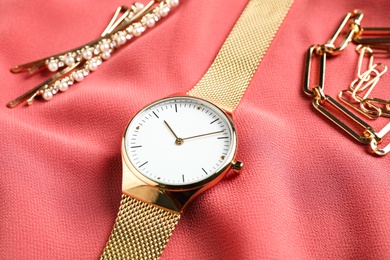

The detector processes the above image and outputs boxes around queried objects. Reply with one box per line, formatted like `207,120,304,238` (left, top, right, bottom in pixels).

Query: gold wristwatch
100,0,292,259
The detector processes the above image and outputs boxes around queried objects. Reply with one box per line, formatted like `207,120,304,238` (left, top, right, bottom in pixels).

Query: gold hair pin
7,0,179,108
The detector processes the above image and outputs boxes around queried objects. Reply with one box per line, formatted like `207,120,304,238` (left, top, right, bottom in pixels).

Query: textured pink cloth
1,0,390,259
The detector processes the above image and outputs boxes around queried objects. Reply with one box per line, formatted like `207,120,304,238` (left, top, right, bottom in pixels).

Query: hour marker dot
221,155,225,160
136,126,140,130
197,106,201,110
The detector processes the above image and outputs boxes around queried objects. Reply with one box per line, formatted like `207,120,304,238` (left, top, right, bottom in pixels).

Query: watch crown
232,160,243,174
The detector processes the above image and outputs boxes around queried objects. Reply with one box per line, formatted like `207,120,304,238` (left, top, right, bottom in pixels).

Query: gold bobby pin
7,0,179,108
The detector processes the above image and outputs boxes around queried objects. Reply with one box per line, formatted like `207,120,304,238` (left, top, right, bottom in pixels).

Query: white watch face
123,96,236,187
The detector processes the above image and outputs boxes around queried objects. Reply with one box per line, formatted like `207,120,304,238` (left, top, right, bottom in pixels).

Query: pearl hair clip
7,0,179,108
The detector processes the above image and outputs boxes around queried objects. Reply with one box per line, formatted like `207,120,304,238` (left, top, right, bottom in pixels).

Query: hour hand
164,120,179,139
164,120,185,145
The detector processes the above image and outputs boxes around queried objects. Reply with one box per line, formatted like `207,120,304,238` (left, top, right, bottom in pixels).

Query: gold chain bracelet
304,10,390,156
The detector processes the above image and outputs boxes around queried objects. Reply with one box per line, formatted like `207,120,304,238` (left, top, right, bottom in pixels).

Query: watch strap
188,0,293,113
100,194,180,260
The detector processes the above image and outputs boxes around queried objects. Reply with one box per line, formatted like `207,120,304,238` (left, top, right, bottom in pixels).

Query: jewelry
100,0,293,259
303,10,390,155
7,0,179,108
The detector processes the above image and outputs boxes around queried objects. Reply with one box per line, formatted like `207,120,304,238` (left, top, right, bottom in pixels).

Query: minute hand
182,130,224,141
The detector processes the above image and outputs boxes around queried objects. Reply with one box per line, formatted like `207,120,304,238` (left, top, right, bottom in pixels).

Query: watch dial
124,96,236,186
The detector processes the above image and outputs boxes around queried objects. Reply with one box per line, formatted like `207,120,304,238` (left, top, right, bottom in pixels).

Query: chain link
303,10,390,156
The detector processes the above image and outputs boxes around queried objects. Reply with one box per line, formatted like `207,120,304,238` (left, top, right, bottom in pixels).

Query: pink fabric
1,0,390,259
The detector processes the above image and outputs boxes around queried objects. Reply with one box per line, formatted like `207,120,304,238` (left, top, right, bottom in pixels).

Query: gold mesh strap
100,195,180,260
187,0,293,113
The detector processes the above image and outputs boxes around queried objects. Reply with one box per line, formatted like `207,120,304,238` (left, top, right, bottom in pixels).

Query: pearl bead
74,71,84,82
116,34,126,46
48,61,58,72
168,0,179,7
132,26,143,37
88,61,98,71
102,51,111,60
82,49,93,60
159,6,170,17
100,42,110,52
135,3,144,11
126,26,134,34
65,56,75,66
146,18,155,28
59,81,69,92
42,90,53,100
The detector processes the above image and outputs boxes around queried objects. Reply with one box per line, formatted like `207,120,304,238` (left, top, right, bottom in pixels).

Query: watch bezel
121,94,238,192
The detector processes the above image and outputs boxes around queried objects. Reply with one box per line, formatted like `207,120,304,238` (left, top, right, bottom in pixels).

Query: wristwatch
100,0,292,259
